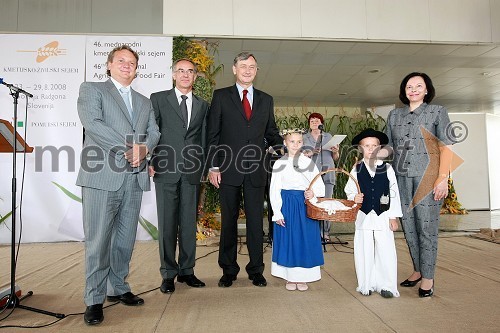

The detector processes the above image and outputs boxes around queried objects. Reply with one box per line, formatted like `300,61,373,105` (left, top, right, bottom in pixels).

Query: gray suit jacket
150,88,209,185
76,79,160,191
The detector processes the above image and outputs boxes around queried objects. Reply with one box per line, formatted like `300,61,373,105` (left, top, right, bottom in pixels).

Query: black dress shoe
218,274,237,287
160,278,175,293
380,290,394,298
248,273,267,287
178,274,206,288
84,304,103,325
400,277,422,287
418,286,434,298
107,292,144,306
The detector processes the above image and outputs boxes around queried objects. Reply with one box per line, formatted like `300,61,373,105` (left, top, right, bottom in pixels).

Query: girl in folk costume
270,129,325,291
345,128,402,298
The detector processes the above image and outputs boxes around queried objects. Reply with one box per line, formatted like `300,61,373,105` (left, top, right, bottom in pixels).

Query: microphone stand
318,125,348,252
4,83,65,318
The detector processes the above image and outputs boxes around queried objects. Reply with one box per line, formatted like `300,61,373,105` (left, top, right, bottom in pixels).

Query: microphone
0,78,11,86
318,124,324,131
0,78,33,97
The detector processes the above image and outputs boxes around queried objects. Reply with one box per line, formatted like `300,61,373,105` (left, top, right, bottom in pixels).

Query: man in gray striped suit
76,45,160,325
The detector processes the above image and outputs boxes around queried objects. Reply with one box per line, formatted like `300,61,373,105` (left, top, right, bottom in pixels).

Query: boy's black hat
351,128,389,145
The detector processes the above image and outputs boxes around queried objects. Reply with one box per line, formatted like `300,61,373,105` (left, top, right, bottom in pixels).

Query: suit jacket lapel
251,89,262,121
230,85,247,120
166,90,184,124
105,79,133,124
131,89,144,125
190,95,201,127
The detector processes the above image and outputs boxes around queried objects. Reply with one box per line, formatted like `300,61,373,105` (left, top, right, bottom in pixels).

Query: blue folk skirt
272,190,324,268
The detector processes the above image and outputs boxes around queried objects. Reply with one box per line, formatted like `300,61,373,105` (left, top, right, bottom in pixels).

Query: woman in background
303,113,339,242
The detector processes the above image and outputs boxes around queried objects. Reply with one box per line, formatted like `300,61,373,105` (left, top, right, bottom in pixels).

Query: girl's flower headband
279,128,307,137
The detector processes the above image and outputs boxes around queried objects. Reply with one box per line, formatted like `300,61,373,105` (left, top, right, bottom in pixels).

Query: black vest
356,162,390,216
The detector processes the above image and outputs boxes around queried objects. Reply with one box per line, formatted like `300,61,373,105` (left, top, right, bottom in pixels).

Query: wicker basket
306,168,360,223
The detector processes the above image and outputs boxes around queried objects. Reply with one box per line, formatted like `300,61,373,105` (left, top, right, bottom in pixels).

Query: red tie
242,89,252,120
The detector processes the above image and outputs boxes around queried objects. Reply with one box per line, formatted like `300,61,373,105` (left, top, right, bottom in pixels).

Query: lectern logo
17,41,67,63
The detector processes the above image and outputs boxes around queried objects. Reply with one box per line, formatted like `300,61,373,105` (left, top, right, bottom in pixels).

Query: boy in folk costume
345,128,402,298
270,128,325,291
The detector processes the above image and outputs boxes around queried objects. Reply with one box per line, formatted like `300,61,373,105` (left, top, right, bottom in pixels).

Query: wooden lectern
0,119,33,153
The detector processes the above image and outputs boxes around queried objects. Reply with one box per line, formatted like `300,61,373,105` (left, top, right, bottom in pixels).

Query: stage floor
0,226,499,332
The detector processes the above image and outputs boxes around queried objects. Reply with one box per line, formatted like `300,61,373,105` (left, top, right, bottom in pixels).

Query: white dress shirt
174,87,193,127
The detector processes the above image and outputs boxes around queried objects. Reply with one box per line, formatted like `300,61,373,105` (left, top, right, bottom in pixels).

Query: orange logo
409,126,464,209
17,41,67,63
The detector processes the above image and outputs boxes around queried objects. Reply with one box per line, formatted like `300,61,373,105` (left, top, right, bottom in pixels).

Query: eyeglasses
175,68,195,75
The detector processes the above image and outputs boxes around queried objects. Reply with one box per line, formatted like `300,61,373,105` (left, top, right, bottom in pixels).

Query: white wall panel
366,0,430,41
449,113,490,210
234,0,301,37
429,0,492,43
301,0,367,39
491,0,500,43
163,0,233,36
486,114,500,209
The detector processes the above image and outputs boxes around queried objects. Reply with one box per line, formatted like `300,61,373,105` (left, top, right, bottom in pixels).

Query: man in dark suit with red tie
206,52,281,288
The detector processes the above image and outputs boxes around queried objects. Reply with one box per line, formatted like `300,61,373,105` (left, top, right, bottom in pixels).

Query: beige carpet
0,236,498,332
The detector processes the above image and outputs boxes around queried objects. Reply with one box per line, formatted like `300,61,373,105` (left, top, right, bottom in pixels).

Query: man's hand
208,170,221,188
125,144,148,168
148,166,155,177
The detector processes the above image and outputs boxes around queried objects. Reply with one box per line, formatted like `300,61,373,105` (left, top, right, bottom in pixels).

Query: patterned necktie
119,87,133,119
242,89,252,120
180,95,188,126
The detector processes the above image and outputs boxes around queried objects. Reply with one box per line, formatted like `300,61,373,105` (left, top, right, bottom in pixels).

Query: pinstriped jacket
76,79,160,192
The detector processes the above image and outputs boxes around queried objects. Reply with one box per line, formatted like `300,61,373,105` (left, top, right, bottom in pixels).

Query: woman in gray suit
385,72,454,297
302,113,339,241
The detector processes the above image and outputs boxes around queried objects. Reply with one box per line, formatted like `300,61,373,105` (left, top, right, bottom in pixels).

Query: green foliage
139,216,158,240
202,183,220,214
52,181,82,203
172,36,191,61
193,76,213,103
173,36,223,103
0,210,13,226
275,114,309,131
